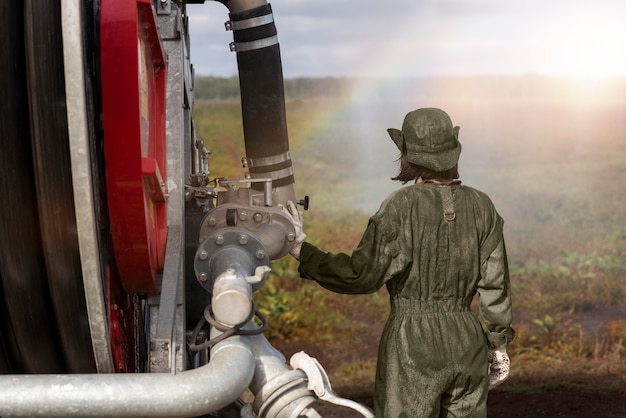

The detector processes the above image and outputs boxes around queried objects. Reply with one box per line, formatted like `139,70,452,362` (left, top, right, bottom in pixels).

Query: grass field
193,88,626,398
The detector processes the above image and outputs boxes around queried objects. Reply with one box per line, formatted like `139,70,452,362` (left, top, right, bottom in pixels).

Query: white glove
281,200,307,260
488,346,510,390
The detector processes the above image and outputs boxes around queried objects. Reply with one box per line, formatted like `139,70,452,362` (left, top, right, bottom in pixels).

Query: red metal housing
100,0,168,294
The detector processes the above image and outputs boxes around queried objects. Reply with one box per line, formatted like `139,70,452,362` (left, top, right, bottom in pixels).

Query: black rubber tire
23,0,97,373
0,0,68,374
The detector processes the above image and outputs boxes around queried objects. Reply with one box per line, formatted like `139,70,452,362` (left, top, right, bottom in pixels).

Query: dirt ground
273,306,626,417
486,389,626,418
277,349,626,418
305,389,626,418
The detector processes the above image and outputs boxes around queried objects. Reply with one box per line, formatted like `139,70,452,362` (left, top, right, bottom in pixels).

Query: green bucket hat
387,108,461,171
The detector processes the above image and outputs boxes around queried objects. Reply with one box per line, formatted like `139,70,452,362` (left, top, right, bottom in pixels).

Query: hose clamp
229,35,279,52
225,13,274,31
242,151,291,168
247,166,294,182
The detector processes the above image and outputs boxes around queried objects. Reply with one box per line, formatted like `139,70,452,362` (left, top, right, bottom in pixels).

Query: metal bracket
150,225,184,373
157,0,171,16
218,177,274,206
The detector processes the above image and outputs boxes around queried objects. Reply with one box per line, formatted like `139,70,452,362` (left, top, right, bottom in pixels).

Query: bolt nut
198,272,208,282
198,250,208,261
255,250,266,260
253,213,263,222
215,235,225,245
239,235,249,245
239,212,248,221
208,217,217,227
287,232,296,242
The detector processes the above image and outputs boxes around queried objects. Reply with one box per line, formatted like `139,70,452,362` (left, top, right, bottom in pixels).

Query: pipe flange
199,199,295,260
194,228,268,293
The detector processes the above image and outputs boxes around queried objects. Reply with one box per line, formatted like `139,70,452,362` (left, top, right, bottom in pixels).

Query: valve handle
290,352,375,418
296,195,310,211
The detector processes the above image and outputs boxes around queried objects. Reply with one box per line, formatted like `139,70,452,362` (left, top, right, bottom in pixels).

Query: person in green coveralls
282,108,515,418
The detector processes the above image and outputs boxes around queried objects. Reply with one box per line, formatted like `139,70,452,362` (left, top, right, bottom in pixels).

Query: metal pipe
212,267,253,327
241,327,319,418
0,338,255,417
0,0,304,415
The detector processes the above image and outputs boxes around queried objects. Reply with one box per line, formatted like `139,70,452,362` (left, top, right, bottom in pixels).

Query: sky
187,0,626,79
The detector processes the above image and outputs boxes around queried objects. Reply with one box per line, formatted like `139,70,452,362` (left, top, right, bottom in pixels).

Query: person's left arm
297,214,400,294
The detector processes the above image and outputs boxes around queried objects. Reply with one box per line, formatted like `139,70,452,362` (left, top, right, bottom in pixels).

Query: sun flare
543,11,626,80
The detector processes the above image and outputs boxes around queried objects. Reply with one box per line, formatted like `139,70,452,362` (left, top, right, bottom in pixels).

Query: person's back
371,183,508,417
284,108,514,417
376,183,502,301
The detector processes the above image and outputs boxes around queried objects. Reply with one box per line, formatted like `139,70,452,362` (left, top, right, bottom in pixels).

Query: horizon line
193,73,626,81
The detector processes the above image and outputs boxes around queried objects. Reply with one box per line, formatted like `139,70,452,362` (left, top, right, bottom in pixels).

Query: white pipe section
212,267,253,327
0,339,255,418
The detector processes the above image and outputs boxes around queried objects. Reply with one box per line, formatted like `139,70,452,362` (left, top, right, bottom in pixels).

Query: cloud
186,0,626,78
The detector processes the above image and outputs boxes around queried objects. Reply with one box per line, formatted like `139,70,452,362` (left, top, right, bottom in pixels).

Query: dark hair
391,157,459,184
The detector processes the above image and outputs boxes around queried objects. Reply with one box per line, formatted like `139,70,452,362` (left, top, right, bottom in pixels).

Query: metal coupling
212,268,253,327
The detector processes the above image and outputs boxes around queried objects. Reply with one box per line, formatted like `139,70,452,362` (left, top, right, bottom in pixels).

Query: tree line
193,75,626,102
194,76,359,100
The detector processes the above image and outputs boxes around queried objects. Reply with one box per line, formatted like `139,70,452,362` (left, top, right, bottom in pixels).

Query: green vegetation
194,76,364,100
192,88,626,396
194,75,626,102
194,76,241,100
